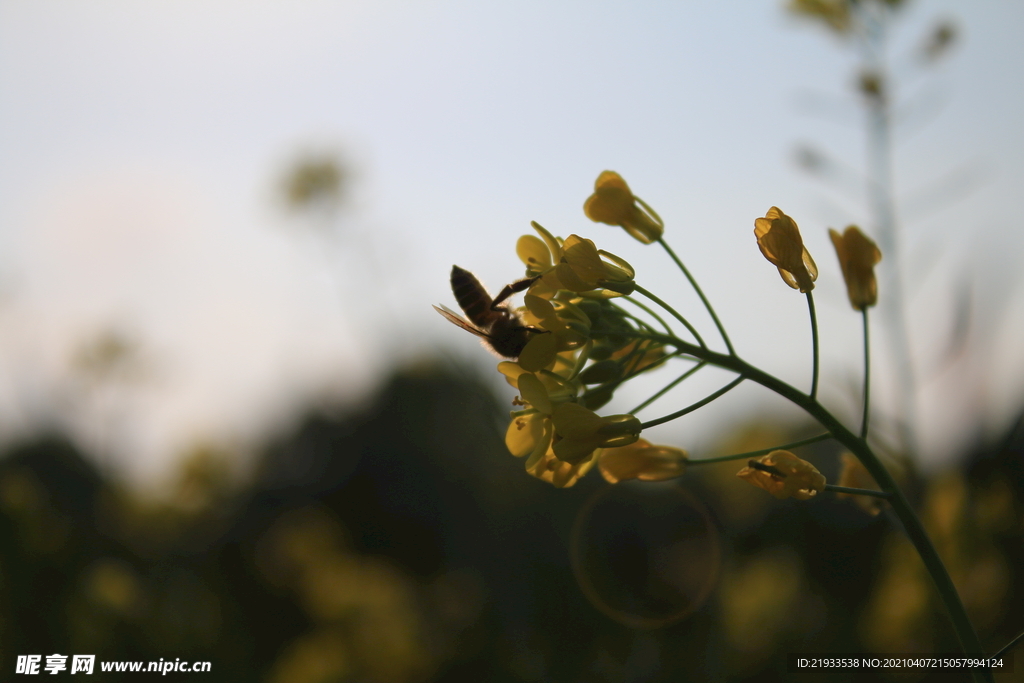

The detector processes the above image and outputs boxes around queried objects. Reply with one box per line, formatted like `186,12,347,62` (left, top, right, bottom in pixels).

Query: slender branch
824,484,891,498
857,2,919,459
807,291,820,401
625,332,987,666
629,361,706,414
640,376,744,430
686,432,833,466
657,237,736,356
622,295,674,336
861,308,871,438
632,283,706,349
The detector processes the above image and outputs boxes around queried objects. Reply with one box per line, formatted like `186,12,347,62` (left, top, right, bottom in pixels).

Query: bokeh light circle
570,482,721,629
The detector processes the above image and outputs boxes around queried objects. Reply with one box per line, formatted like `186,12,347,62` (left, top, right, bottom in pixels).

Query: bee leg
490,275,541,310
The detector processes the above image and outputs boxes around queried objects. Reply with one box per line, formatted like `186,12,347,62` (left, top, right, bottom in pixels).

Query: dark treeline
1,362,1021,682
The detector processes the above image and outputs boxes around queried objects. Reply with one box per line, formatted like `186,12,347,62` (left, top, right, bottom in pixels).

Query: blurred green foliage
0,362,1021,681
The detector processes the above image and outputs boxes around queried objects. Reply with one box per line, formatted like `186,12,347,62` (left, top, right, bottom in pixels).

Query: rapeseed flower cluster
440,172,883,500
496,219,689,487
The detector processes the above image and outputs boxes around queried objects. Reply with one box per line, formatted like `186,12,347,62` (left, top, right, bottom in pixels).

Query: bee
433,265,541,359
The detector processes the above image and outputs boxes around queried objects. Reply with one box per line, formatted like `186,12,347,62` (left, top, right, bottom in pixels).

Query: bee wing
433,304,490,339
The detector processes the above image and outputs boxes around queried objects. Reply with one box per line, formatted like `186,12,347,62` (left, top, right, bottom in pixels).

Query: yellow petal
497,360,528,387
516,372,552,414
584,171,634,225
754,207,817,292
516,234,552,271
523,293,557,322
598,439,688,483
517,332,558,372
554,262,594,292
530,221,562,262
526,449,595,488
505,413,551,458
551,402,603,439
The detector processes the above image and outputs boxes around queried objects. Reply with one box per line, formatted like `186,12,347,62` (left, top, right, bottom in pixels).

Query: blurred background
0,1,1022,680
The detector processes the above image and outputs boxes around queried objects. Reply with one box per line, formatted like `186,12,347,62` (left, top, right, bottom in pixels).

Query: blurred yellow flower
829,226,881,310
597,439,688,484
736,450,825,501
787,0,851,34
584,171,664,244
836,453,884,515
754,207,818,293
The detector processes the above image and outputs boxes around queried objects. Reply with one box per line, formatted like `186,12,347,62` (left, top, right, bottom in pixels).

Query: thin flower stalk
685,432,832,466
621,332,986,663
824,484,891,498
658,237,736,356
632,283,706,349
807,291,820,401
629,361,707,414
639,376,745,430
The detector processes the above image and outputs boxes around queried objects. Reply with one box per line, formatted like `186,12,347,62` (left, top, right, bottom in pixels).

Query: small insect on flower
434,265,541,359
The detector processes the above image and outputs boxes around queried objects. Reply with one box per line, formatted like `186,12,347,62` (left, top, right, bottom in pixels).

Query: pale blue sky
1,1,1021,485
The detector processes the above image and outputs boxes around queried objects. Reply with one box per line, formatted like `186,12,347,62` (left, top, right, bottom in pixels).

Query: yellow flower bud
754,207,818,293
583,171,664,244
736,450,825,500
829,226,881,310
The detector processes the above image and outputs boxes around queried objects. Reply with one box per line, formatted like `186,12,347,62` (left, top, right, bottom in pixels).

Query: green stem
824,484,891,498
686,432,833,466
807,291,820,401
623,332,986,669
621,295,674,336
629,361,706,414
622,349,685,380
861,307,871,439
658,237,736,356
640,376,744,430
632,283,706,349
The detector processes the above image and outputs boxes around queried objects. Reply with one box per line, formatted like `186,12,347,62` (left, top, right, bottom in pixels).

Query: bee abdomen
450,265,494,324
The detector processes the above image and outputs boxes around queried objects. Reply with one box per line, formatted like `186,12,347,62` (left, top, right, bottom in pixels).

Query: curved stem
626,333,987,672
861,308,872,438
657,237,736,356
629,361,706,414
807,291,820,401
687,432,833,466
622,295,674,336
824,484,891,498
633,283,707,349
640,376,744,430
